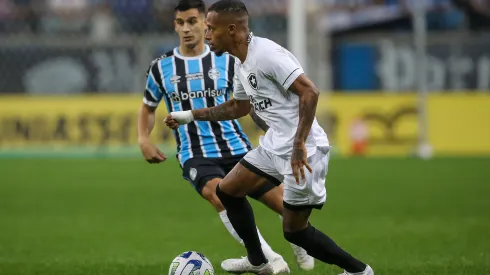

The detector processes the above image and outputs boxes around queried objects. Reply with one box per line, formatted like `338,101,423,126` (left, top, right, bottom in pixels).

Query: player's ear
228,24,236,36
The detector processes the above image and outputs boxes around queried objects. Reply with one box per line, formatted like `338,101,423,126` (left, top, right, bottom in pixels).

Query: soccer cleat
263,250,290,274
338,265,374,275
221,257,274,275
290,243,314,271
269,256,290,274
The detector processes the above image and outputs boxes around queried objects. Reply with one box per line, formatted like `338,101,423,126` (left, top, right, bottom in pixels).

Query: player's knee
201,178,225,211
215,182,247,209
283,220,304,233
283,222,312,245
282,208,311,232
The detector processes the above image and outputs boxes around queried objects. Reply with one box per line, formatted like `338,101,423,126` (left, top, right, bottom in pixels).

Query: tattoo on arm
209,103,233,120
290,75,320,145
294,92,318,144
192,99,250,121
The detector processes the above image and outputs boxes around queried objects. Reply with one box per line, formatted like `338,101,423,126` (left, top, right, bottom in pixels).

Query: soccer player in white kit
165,1,374,275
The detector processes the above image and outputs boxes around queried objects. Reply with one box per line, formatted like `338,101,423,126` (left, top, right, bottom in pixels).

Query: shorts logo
208,68,220,80
248,73,258,90
189,168,197,181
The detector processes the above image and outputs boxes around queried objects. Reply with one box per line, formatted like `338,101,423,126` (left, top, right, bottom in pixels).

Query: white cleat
263,250,289,274
290,243,314,271
221,257,274,275
268,256,290,274
338,265,374,275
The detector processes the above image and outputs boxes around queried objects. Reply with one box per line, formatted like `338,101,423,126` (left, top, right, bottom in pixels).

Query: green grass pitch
0,157,489,275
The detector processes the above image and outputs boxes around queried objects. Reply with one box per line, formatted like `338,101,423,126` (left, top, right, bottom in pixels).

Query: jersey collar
240,32,255,66
174,44,210,60
247,32,254,44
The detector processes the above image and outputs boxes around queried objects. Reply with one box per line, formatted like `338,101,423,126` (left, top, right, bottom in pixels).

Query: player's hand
139,140,167,164
164,111,194,129
291,141,312,184
164,116,180,130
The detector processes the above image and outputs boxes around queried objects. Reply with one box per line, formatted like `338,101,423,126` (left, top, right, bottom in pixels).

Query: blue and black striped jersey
143,45,252,165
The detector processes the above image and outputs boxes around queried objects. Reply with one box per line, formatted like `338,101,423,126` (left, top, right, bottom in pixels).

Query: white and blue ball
169,251,214,275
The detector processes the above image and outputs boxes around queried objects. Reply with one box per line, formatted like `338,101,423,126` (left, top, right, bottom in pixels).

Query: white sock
218,210,281,260
219,210,244,245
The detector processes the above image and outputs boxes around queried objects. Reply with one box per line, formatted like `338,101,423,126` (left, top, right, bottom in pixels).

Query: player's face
205,11,232,56
174,9,206,49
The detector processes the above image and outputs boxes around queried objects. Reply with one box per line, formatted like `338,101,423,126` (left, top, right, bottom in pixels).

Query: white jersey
233,34,330,158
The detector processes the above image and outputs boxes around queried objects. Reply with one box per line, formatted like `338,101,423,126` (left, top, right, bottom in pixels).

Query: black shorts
182,154,277,200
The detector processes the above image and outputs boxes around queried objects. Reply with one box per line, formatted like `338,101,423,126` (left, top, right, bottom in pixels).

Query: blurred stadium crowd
1,0,490,95
0,0,489,38
0,0,489,158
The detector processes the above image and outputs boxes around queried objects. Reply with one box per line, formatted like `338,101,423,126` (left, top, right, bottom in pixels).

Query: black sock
216,185,267,266
284,224,366,273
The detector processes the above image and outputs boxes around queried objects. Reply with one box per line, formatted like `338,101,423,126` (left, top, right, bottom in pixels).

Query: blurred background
0,1,489,275
0,0,489,157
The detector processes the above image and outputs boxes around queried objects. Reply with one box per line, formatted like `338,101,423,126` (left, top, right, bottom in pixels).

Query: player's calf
282,207,367,274
216,184,267,266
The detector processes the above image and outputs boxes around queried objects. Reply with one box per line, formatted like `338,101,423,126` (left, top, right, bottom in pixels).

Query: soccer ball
169,251,214,275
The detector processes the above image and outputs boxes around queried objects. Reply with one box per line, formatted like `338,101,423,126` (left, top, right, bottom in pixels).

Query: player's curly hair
174,0,206,14
208,0,248,16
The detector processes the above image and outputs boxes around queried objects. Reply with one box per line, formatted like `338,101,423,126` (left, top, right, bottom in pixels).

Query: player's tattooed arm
192,99,251,121
249,109,269,132
289,74,320,145
288,74,319,183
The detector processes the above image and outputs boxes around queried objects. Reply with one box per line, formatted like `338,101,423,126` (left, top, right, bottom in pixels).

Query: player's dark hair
174,0,206,14
208,0,249,16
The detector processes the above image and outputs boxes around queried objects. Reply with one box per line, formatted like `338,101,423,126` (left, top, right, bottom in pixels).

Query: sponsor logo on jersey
170,88,227,102
249,95,272,111
186,72,204,80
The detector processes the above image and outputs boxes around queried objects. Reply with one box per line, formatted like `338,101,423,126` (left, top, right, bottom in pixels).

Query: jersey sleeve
259,47,304,91
142,61,165,107
232,62,249,101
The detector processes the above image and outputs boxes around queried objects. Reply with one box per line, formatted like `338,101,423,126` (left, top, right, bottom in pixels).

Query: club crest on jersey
248,73,258,90
208,68,220,80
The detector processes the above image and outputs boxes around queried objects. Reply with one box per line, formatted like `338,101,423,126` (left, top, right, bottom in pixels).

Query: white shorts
240,146,330,210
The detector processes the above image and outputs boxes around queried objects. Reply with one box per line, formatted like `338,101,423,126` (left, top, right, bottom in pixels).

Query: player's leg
280,150,373,275
254,183,283,214
282,207,371,274
231,161,286,261
184,158,287,274
202,177,289,274
253,183,315,271
215,147,283,273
